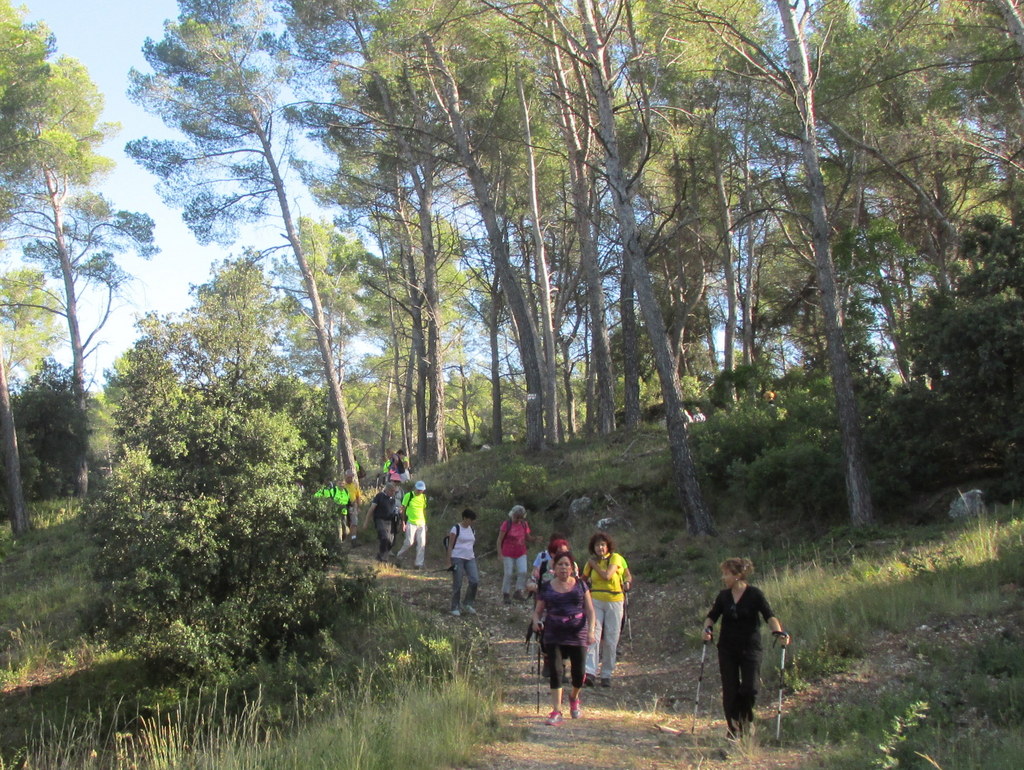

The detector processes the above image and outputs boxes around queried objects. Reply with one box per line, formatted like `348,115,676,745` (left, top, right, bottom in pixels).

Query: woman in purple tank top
530,551,596,726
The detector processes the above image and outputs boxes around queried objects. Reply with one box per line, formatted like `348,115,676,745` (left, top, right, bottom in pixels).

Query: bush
92,448,341,679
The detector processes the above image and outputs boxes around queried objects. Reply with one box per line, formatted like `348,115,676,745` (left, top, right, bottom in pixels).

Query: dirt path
349,541,813,769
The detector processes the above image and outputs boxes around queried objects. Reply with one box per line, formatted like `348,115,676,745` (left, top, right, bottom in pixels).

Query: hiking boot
450,609,461,617
544,710,563,726
513,590,525,600
583,673,596,687
600,677,611,688
503,593,512,605
463,605,477,615
569,698,582,719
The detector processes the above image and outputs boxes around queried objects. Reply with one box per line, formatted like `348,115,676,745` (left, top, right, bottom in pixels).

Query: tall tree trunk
550,40,616,434
517,69,560,445
253,118,356,476
488,278,504,444
776,0,873,526
560,335,578,437
423,36,546,451
711,136,738,402
576,0,715,535
397,191,428,461
44,169,89,496
360,36,447,464
0,347,29,535
417,173,447,463
621,267,641,428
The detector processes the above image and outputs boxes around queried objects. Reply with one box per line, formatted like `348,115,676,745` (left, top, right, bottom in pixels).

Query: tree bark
43,168,89,497
776,0,874,526
0,347,29,535
488,277,504,444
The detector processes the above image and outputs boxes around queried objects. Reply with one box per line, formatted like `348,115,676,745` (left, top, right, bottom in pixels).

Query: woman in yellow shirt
582,532,632,687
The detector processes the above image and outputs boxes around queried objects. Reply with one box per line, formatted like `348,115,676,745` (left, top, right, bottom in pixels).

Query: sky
14,0,260,386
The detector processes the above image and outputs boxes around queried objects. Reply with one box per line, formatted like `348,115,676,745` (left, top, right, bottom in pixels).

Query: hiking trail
350,543,812,769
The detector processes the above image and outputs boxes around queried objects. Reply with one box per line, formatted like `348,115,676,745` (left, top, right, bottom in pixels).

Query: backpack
442,524,461,551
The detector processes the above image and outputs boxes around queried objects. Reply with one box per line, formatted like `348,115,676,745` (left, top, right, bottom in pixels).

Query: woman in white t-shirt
447,509,479,617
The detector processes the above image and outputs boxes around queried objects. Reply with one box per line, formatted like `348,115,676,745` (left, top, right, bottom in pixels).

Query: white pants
586,598,624,677
396,522,426,567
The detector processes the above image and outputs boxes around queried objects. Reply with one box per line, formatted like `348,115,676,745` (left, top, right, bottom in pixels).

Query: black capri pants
546,643,586,689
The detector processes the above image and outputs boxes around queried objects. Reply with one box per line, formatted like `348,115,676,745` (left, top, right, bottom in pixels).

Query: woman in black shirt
702,557,790,738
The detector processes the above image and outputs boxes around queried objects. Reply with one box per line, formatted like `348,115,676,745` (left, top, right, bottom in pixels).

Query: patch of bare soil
348,544,817,769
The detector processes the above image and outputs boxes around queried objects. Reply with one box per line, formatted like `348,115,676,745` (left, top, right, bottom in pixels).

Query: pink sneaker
545,710,563,726
569,698,582,718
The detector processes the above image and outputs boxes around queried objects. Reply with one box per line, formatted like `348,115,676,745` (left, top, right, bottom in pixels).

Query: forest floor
351,541,832,769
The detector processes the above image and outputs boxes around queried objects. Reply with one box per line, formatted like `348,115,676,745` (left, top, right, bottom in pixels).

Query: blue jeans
502,554,528,594
451,557,479,611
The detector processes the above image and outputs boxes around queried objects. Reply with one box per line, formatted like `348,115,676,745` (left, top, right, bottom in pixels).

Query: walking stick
618,589,626,643
691,639,709,734
534,623,543,713
775,644,787,740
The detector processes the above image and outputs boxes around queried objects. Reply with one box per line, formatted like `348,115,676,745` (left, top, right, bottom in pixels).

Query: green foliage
873,700,930,769
11,360,88,499
692,380,846,519
898,216,1024,498
94,261,340,677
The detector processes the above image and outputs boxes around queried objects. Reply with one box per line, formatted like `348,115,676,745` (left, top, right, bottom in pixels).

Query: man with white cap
395,480,428,569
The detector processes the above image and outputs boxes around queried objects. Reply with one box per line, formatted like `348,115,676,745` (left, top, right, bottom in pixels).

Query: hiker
497,504,534,604
342,468,363,545
313,479,350,544
395,480,428,569
702,557,790,739
582,532,633,687
365,481,402,563
447,508,479,617
531,550,596,725
525,534,576,595
389,448,410,482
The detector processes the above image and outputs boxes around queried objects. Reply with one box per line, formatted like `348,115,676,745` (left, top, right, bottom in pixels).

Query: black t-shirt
706,585,775,651
371,491,399,521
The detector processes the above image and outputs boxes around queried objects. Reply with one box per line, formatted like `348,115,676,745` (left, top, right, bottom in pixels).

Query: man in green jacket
395,480,427,569
314,480,350,542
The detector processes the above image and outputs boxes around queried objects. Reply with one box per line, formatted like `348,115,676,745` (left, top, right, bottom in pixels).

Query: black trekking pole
535,629,543,713
691,637,709,734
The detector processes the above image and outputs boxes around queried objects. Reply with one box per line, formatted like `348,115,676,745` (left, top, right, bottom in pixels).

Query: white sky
14,0,263,386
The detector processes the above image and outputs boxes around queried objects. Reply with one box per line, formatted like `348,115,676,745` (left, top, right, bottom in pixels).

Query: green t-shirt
402,491,427,525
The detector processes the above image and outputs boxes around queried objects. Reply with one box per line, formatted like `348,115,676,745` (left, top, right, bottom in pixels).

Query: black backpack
442,524,461,551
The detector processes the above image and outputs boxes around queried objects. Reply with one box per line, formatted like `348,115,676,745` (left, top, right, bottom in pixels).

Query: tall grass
2,649,494,770
762,513,1024,681
760,510,1024,769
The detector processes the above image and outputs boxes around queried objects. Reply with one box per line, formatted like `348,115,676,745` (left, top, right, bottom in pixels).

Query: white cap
414,480,426,491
